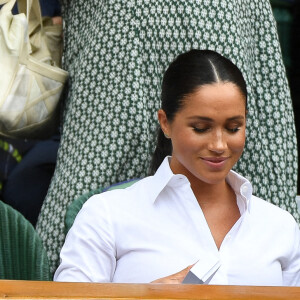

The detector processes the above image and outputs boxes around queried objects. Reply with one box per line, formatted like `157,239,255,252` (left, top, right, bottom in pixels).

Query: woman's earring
164,132,170,139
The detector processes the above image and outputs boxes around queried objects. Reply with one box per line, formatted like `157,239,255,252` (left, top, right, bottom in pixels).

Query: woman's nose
208,130,227,153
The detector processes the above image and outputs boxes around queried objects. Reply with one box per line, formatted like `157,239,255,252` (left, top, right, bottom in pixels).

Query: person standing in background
290,0,300,194
11,0,61,16
36,0,299,273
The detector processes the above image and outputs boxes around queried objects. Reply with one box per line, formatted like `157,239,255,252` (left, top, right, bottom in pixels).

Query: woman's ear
157,109,170,138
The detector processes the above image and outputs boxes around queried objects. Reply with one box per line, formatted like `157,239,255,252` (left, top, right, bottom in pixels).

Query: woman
54,50,300,285
36,1,299,273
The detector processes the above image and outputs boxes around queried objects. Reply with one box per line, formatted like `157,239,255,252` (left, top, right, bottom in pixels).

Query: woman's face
158,82,246,186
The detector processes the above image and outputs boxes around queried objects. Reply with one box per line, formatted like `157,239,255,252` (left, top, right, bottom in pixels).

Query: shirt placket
213,214,245,285
179,182,221,283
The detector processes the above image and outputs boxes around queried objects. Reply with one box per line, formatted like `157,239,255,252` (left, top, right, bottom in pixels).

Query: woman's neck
188,174,240,250
189,177,233,207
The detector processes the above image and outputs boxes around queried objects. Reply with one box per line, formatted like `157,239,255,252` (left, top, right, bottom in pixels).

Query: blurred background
0,0,299,224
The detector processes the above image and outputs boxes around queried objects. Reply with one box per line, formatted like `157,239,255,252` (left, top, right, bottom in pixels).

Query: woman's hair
149,49,247,174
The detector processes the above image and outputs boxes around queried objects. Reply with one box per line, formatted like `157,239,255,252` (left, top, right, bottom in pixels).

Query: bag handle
18,0,48,56
1,0,53,62
0,0,43,36
0,0,12,4
17,0,43,28
0,0,17,12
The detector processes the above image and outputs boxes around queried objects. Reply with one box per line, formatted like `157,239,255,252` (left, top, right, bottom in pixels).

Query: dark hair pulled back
149,49,247,174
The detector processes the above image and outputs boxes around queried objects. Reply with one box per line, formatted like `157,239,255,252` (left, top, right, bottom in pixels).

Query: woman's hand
151,264,194,284
52,16,62,25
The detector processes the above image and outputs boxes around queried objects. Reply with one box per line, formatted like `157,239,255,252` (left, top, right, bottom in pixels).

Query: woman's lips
200,157,229,169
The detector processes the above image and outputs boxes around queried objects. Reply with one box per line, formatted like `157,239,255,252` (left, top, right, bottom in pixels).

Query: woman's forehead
180,82,246,113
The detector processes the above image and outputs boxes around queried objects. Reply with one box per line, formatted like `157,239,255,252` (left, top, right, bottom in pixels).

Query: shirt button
241,185,248,194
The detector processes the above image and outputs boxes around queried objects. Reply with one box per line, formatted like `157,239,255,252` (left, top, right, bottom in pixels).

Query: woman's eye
193,127,208,133
227,127,240,133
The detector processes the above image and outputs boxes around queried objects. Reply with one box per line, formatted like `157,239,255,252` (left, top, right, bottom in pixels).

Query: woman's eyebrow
227,116,245,121
187,116,213,121
187,116,245,121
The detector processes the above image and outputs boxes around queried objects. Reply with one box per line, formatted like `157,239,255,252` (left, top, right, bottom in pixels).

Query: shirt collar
226,170,253,213
148,156,180,203
150,157,253,213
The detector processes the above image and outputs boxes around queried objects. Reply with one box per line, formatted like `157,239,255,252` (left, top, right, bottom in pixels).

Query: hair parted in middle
150,49,248,174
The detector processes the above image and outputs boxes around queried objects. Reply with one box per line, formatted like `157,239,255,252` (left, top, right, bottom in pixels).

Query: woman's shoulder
250,194,298,229
83,176,155,210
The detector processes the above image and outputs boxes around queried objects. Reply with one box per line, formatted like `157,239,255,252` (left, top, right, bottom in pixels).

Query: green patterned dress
36,0,299,272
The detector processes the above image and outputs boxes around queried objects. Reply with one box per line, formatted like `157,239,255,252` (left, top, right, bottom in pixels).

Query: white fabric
54,157,300,286
0,0,67,138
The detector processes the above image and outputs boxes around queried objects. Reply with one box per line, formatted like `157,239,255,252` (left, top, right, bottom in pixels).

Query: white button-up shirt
54,157,300,286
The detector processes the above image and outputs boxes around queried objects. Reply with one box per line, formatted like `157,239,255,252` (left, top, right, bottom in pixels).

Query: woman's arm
282,220,300,286
54,195,116,282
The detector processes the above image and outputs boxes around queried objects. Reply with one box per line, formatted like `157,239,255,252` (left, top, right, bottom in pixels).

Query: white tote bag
0,0,68,139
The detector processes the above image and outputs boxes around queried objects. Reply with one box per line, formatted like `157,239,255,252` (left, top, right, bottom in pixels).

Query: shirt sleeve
282,218,300,286
54,195,116,282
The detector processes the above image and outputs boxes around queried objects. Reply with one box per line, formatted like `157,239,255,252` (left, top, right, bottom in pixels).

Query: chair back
0,200,50,280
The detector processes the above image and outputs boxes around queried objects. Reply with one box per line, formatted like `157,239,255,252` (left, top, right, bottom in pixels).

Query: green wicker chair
65,179,140,234
0,200,50,280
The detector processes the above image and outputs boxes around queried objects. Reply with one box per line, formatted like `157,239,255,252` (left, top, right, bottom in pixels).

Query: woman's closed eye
193,126,209,133
226,127,240,133
192,126,242,134
226,121,244,133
